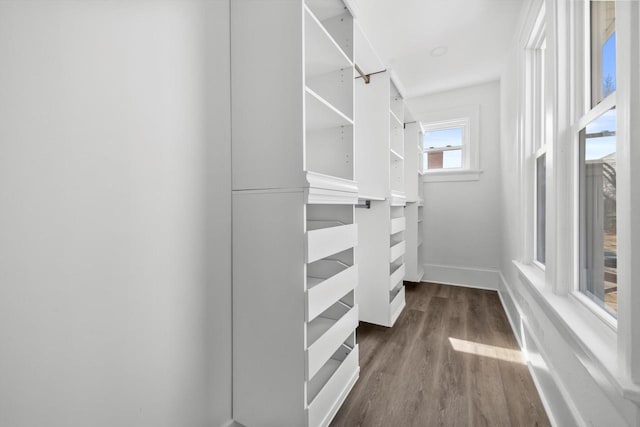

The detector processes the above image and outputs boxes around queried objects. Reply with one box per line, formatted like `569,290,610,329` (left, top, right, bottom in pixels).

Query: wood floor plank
481,291,550,426
331,283,551,427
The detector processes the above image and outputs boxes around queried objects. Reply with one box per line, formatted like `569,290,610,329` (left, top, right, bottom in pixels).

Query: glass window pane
443,149,462,169
426,151,443,170
536,154,546,264
425,149,463,170
423,127,463,149
579,108,617,316
591,1,616,106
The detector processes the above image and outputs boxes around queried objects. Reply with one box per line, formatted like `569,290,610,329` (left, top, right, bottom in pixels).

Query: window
423,125,464,170
419,106,480,181
536,153,546,264
576,1,617,317
590,1,616,107
579,107,617,316
526,5,546,267
533,37,546,266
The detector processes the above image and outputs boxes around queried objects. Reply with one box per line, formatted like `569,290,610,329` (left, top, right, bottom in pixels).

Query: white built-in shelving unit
385,80,407,324
231,1,359,425
389,81,406,206
403,122,425,281
353,27,407,325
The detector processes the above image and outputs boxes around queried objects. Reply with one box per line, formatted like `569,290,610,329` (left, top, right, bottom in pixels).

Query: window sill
422,169,483,183
512,261,640,405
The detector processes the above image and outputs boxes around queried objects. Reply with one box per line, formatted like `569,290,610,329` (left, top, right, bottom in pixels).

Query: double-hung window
525,3,547,268
422,121,466,171
533,39,547,267
419,104,480,183
577,1,618,317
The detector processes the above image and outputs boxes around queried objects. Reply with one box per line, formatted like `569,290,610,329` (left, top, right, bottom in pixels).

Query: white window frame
571,0,618,327
422,118,467,168
419,105,481,183
533,147,546,270
522,2,547,272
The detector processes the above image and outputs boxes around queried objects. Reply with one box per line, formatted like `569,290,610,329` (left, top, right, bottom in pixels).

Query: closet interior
231,0,423,424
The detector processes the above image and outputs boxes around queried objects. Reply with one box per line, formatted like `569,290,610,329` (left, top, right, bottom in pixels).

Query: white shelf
307,345,359,426
390,81,404,123
304,5,352,78
389,285,405,325
389,263,405,291
308,357,341,403
307,262,358,321
357,195,386,201
307,303,358,379
390,148,404,161
389,115,404,157
305,171,358,205
390,191,407,206
306,0,350,21
308,277,325,288
306,87,353,130
390,217,406,235
306,221,356,263
390,109,403,126
307,259,349,289
307,220,345,231
390,240,406,263
308,317,337,345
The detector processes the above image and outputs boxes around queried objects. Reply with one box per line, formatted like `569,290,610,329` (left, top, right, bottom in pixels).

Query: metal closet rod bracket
354,64,387,84
355,200,371,209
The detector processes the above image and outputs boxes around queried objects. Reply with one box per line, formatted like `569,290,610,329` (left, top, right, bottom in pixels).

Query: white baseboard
421,263,500,290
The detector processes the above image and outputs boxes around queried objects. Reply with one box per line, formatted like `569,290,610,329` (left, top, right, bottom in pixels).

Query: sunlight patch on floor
448,337,526,365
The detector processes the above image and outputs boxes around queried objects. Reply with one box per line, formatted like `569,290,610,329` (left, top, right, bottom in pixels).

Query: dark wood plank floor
331,282,550,427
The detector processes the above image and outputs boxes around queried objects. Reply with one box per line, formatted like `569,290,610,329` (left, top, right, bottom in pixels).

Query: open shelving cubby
232,1,359,425
304,0,357,204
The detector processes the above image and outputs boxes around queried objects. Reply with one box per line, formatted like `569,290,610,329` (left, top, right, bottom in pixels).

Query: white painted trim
305,171,358,193
422,169,483,183
357,195,385,201
421,263,500,290
305,171,359,204
498,273,584,427
513,261,640,406
526,362,560,427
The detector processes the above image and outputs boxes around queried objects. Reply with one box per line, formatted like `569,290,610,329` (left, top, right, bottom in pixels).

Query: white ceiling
351,0,526,99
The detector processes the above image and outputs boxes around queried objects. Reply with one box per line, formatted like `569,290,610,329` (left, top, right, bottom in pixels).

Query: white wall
498,1,640,425
0,2,232,426
406,81,502,288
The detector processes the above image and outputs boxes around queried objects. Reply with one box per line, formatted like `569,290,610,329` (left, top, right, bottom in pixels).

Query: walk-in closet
2,0,639,426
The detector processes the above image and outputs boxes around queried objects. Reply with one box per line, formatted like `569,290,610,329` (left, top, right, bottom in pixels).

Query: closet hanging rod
354,64,387,84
